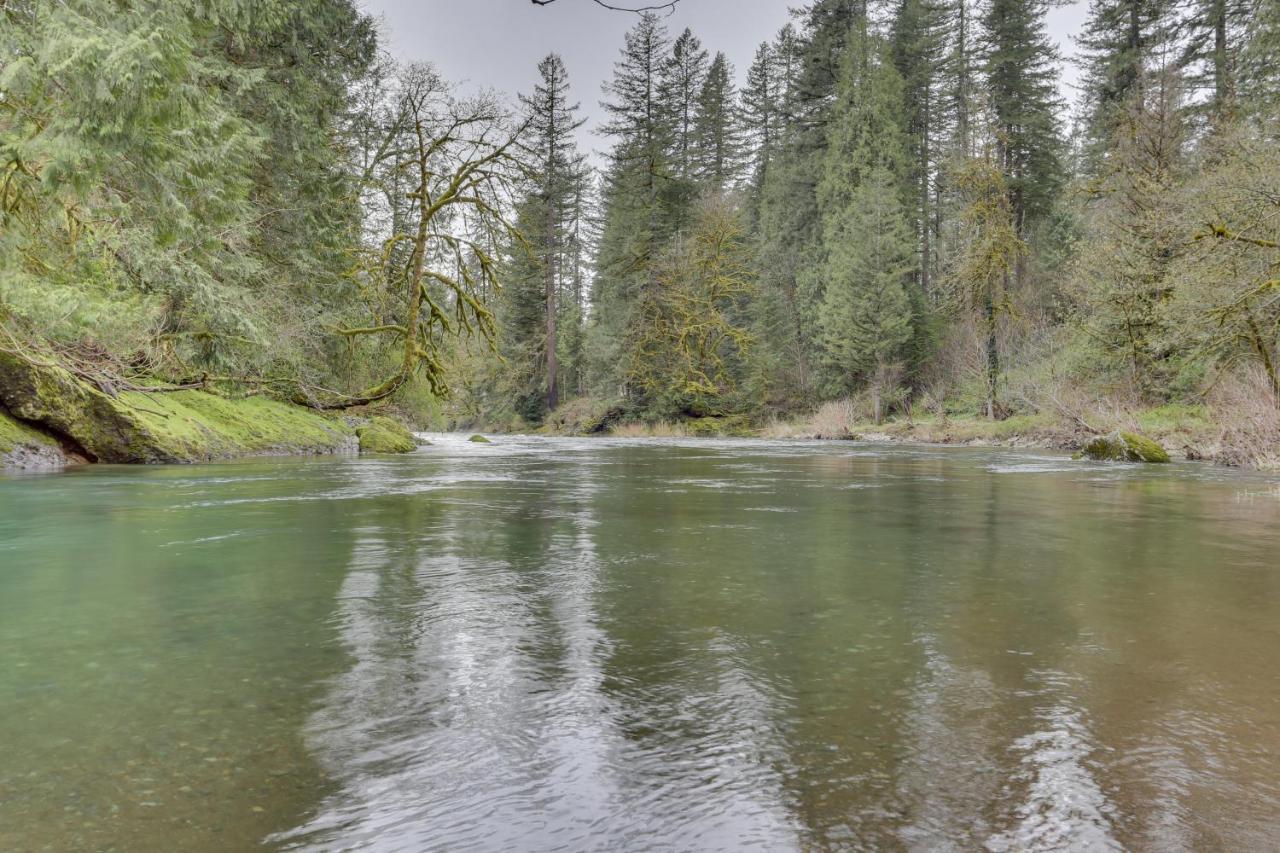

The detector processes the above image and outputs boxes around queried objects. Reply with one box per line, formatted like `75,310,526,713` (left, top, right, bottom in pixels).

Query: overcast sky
359,0,1090,158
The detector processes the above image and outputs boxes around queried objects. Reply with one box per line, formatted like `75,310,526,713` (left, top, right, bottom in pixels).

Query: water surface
2,436,1279,850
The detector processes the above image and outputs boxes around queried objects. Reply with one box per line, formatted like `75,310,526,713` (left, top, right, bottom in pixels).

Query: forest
2,0,1279,465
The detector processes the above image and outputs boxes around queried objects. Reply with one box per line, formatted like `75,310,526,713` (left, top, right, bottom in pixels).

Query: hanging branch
530,0,681,13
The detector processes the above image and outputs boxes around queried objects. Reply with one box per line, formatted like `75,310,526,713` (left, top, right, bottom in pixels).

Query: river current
2,435,1279,850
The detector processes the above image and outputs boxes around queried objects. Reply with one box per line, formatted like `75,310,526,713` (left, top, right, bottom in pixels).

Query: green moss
108,390,356,462
0,350,359,463
468,434,492,443
1082,431,1170,463
357,416,417,454
1119,431,1171,463
1,406,45,453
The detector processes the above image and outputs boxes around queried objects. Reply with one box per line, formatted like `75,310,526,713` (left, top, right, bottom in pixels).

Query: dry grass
608,420,690,438
1205,366,1280,468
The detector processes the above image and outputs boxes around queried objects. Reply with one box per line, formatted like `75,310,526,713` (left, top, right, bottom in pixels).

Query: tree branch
530,0,680,12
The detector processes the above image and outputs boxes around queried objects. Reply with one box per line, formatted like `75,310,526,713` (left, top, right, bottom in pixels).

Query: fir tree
590,12,676,398
664,28,710,182
1075,0,1176,167
519,53,589,413
892,0,950,297
692,52,745,192
815,36,918,416
980,0,1066,263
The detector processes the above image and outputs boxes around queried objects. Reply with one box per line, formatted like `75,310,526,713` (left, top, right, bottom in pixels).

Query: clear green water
2,437,1280,851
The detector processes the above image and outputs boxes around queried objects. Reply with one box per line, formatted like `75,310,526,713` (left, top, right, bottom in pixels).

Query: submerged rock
1080,431,1171,463
356,416,417,454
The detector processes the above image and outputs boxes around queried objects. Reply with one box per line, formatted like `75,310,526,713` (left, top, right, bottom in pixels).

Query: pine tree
1178,0,1250,119
741,42,781,189
740,25,803,200
0,0,377,378
1074,65,1186,397
664,29,710,182
1238,0,1280,122
600,11,674,210
519,53,588,413
892,0,950,298
1075,0,1175,167
590,12,676,399
748,2,874,406
692,52,745,192
980,0,1066,268
815,36,917,417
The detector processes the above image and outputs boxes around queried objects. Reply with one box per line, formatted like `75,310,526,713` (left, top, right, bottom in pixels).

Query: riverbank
0,353,419,471
511,395,1276,468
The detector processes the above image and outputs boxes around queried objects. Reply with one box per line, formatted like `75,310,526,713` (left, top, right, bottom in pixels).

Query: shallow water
2,436,1280,851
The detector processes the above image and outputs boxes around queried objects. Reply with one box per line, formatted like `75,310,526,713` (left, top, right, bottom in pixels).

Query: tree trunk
984,285,1000,420
1213,0,1231,110
545,89,560,413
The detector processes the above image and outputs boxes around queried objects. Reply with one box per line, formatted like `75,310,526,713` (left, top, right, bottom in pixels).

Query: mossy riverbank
0,353,420,472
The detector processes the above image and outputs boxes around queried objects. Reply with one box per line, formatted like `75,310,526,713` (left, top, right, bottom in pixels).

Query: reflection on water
2,436,1280,851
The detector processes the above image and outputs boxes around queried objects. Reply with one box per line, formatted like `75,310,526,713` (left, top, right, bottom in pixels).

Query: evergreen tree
749,2,874,406
741,42,781,190
740,25,803,201
0,0,376,378
815,36,917,416
981,0,1066,241
590,12,675,399
664,28,710,182
818,167,916,422
1075,0,1175,167
1238,0,1280,122
518,53,589,413
1074,65,1186,397
892,0,950,297
692,52,745,192
1178,0,1250,119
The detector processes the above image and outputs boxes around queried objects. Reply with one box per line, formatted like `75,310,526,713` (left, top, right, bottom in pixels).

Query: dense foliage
481,0,1280,435
3,0,1279,440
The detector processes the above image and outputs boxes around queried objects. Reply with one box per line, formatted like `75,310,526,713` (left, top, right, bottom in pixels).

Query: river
2,435,1279,851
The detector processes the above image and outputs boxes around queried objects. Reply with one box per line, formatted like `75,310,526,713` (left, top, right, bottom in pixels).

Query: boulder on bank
357,416,418,454
1,405,67,471
0,349,356,464
1080,431,1171,463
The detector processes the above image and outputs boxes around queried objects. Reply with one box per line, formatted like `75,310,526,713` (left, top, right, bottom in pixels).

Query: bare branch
530,0,680,13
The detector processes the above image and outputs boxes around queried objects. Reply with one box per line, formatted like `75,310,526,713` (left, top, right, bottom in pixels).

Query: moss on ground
0,406,49,452
0,349,372,464
110,390,358,461
357,416,418,453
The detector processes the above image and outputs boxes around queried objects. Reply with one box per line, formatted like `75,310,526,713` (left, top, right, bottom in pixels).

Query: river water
2,435,1279,851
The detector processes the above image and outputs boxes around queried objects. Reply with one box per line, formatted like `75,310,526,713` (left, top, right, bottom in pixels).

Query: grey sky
359,0,1091,158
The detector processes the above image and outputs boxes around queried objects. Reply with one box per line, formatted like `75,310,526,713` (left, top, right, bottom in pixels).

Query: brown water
2,436,1279,851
